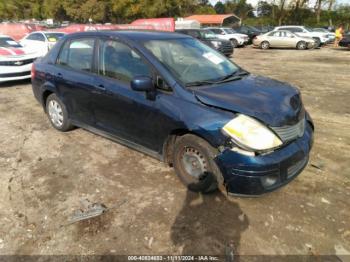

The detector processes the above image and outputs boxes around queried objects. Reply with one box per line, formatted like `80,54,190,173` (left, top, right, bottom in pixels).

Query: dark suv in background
339,33,350,49
234,25,262,43
176,29,234,56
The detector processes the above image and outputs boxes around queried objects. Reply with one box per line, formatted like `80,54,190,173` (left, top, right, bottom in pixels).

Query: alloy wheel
48,100,64,128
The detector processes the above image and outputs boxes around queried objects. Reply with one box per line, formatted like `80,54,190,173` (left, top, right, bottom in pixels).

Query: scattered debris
69,201,107,224
238,213,245,222
66,198,127,226
311,162,324,171
321,198,331,204
305,243,313,250
148,237,154,249
306,202,315,207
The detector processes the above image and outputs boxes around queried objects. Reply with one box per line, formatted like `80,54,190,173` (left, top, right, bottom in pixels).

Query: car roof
66,30,190,41
28,31,66,34
276,25,304,28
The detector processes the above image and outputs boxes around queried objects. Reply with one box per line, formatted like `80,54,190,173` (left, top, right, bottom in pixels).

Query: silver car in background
253,30,315,50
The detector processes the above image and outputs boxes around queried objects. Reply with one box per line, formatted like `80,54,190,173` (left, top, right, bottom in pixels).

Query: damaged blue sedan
32,31,314,196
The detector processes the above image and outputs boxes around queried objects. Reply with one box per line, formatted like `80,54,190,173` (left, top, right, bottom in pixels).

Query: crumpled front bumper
215,121,314,196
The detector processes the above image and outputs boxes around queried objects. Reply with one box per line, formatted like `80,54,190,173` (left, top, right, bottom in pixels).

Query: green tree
214,1,226,14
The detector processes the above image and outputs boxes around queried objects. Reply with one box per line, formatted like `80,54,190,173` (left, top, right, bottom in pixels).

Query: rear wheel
173,134,223,193
260,41,270,50
46,93,73,132
230,39,239,48
296,41,307,50
312,37,321,48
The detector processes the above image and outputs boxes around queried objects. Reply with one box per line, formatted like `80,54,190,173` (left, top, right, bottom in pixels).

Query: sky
209,0,350,8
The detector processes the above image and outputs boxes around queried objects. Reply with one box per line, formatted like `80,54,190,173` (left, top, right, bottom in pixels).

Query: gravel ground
0,46,349,258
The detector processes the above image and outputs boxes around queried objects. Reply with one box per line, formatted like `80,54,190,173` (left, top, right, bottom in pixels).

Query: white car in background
206,27,249,47
0,35,39,83
313,28,336,42
20,31,66,57
274,26,331,47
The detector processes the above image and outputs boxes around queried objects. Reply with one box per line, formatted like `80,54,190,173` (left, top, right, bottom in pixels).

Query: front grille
0,58,35,66
218,42,233,55
0,71,31,78
287,156,308,179
271,118,305,142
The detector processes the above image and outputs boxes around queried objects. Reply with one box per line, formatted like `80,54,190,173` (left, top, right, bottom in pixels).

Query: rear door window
57,38,95,72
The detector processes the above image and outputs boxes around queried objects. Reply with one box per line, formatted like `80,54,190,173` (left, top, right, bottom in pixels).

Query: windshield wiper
185,80,217,87
185,70,249,87
214,69,250,84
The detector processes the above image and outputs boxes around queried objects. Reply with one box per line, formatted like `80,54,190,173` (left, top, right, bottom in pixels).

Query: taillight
31,64,36,79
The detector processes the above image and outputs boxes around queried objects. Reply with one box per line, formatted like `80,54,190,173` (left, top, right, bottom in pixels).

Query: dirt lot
0,46,349,258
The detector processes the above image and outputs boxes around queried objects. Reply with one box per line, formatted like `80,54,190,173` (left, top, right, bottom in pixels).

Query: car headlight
211,41,221,48
222,114,282,151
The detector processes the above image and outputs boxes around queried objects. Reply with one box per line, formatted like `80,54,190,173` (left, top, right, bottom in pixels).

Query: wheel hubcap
181,147,208,178
48,100,63,127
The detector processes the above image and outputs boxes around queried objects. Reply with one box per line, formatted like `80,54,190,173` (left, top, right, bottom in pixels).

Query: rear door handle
57,73,63,79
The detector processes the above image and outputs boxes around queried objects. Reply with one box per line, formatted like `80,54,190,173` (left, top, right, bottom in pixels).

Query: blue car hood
194,75,305,127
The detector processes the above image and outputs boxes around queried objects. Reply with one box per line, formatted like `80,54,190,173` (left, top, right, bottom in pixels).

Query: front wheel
260,41,270,50
312,37,321,48
231,39,239,48
297,41,307,50
173,134,223,193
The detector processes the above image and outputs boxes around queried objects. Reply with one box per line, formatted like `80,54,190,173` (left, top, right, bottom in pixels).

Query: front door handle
57,73,63,79
95,84,105,90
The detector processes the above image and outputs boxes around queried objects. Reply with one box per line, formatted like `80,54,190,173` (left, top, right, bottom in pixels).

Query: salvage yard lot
0,46,349,256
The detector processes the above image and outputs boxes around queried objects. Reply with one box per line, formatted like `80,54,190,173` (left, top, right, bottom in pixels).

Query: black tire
230,39,239,48
45,93,73,132
312,37,321,48
296,41,307,50
173,134,223,193
260,41,270,50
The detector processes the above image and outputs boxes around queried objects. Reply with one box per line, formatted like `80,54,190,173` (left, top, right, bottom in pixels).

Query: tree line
0,0,349,27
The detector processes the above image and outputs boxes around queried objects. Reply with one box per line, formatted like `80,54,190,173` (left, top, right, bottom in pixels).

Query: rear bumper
215,121,314,196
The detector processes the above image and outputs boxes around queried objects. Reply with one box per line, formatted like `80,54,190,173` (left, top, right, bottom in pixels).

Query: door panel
92,39,175,152
54,38,96,125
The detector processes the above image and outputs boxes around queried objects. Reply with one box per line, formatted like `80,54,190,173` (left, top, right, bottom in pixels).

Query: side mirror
131,76,154,92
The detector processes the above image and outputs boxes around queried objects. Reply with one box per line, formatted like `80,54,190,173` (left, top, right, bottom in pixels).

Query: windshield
0,37,22,48
304,26,313,32
314,28,327,32
247,25,260,32
224,29,236,34
44,33,65,42
144,38,239,86
200,30,217,39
